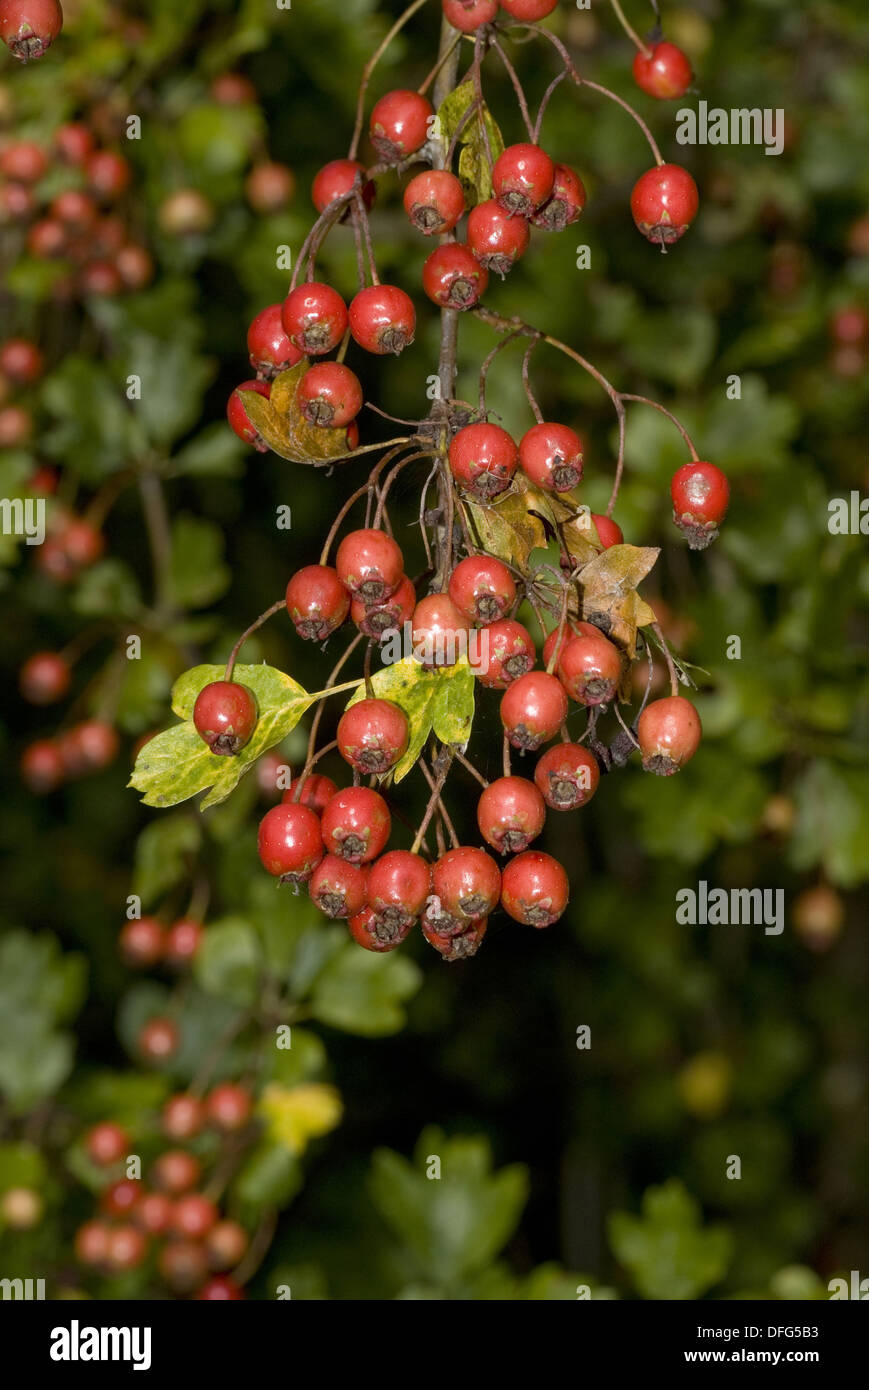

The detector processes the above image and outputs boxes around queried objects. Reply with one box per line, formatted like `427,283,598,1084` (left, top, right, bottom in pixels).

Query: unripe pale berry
286,563,350,640
637,695,702,775
193,680,258,756
246,161,295,212
369,89,434,163
670,460,729,549
476,618,536,688
492,143,555,217
422,243,489,309
349,284,416,355
257,802,324,882
206,1220,249,1271
534,743,600,810
321,786,391,863
449,422,518,500
403,169,465,234
477,775,546,854
337,697,409,775
519,422,583,492
298,362,363,427
633,41,693,101
500,850,569,927
631,164,699,248
448,553,517,624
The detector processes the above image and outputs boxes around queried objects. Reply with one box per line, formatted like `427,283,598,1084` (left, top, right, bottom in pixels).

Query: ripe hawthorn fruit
431,846,501,920
152,1149,202,1194
257,802,324,882
206,1083,252,1132
534,743,600,810
351,572,416,639
422,243,489,309
369,89,434,162
298,362,363,427
532,163,586,231
591,513,623,548
86,1122,129,1166
285,564,350,640
448,554,517,624
500,670,568,750
366,849,431,940
519,421,584,492
633,41,693,100
631,163,699,247
637,695,702,775
138,1017,180,1063
335,528,404,605
119,917,166,968
442,0,498,32
422,912,488,960
312,158,375,214
477,775,546,853
309,854,368,919
558,627,622,706
281,282,348,356
403,169,465,234
411,593,471,669
492,143,555,217
193,680,258,756
247,303,302,378
348,904,409,952
282,773,338,814
321,786,391,863
337,697,409,774
227,379,271,450
197,1276,245,1300
500,849,569,926
476,618,536,689
349,284,416,355
500,0,558,19
448,421,519,500
467,199,530,276
165,919,204,968
162,1093,205,1141
670,460,729,549
19,650,70,704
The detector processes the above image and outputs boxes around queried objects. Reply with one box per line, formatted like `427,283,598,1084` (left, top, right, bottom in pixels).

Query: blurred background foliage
0,0,867,1299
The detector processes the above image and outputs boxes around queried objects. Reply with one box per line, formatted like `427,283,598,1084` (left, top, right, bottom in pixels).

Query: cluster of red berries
119,917,204,972
0,0,62,61
20,717,118,795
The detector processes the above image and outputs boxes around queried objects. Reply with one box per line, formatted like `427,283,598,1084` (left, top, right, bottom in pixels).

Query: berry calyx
631,163,699,248
448,421,519,500
227,379,271,451
558,627,622,706
431,846,501,921
366,849,431,940
309,854,368,919
448,554,517,624
467,200,530,276
477,775,546,854
492,143,555,218
247,303,303,378
632,41,693,101
411,593,471,669
591,513,623,549
321,786,391,863
500,850,569,927
348,905,407,952
476,618,536,689
0,0,63,60
285,564,350,640
637,695,702,775
283,773,338,814
337,697,409,774
298,362,363,427
519,422,584,492
532,163,587,231
206,1083,252,1132
422,912,488,960
257,802,324,882
442,0,498,33
85,1122,129,1166
193,679,258,756
500,670,568,750
349,284,416,355
500,0,558,18
534,743,600,810
403,169,465,234
281,282,349,356
312,158,375,214
422,243,489,309
369,89,434,163
670,460,729,549
19,650,70,704
351,573,416,639
336,528,404,606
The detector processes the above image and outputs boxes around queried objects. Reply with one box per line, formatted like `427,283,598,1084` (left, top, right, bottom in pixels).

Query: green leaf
310,943,421,1036
347,657,436,783
168,515,231,609
133,814,203,908
609,1180,732,1300
172,422,247,477
194,918,263,1004
125,330,215,450
437,81,504,206
789,760,869,888
0,1142,48,1195
234,1140,303,1209
71,558,141,619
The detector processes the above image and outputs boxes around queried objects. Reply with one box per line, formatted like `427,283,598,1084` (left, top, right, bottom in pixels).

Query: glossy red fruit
26,218,65,258
670,460,729,549
519,422,583,492
403,169,465,234
162,1093,205,1141
0,140,47,181
422,912,487,960
0,402,32,446
631,163,699,247
492,143,555,217
0,181,35,221
411,593,471,669
152,1149,202,1194
633,41,693,100
257,802,324,882
87,150,131,201
119,917,166,968
135,1191,173,1236
19,651,70,704
101,1178,140,1218
321,786,391,863
476,618,536,688
171,1193,219,1240
422,243,489,309
75,1219,112,1264
247,303,303,378
442,0,498,32
534,743,600,810
158,1240,209,1293
312,158,375,214
500,850,568,926
165,919,204,968
67,719,119,771
448,554,517,624
351,572,416,639
281,282,348,356
50,188,97,231
348,904,408,952
500,0,557,18
298,362,363,427
366,849,431,940
501,670,568,750
592,513,623,548
449,422,518,500
193,680,258,756
369,89,434,162
431,846,501,921
115,243,154,290
542,617,600,671
206,1083,252,1133
106,1224,148,1272
349,284,416,355
206,1219,249,1270
637,695,702,775
532,163,586,231
829,305,869,345
55,123,95,165
467,200,530,276
309,854,368,919
60,516,105,568
477,775,546,853
558,628,622,706
282,774,338,814
86,1122,129,1166
0,337,43,383
197,1275,245,1300
335,528,404,605
246,161,295,212
337,698,409,775
138,1017,179,1062
227,378,271,450
0,0,63,59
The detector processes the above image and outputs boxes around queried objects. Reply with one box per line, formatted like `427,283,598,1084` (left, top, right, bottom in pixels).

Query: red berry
0,181,35,222
631,163,699,247
0,337,43,383
309,854,368,919
403,169,465,234
206,1219,248,1270
257,802,324,882
86,1122,129,1166
87,150,131,201
531,163,586,231
830,306,869,346
337,698,409,775
0,403,32,446
492,143,555,217
59,516,105,569
670,460,729,549
321,786,391,863
19,650,70,704
369,89,434,163
335,528,404,605
298,362,363,427
162,1093,205,1141
165,918,204,968
193,679,258,756
286,563,350,642
119,917,166,968
75,1220,111,1265
66,719,119,772
0,0,63,59
247,303,303,378
281,282,348,356
27,218,65,258
422,912,488,960
476,618,536,689
206,1083,252,1133
467,200,530,276
246,161,295,213
449,422,518,500
135,1191,173,1236
637,695,701,775
152,1149,202,1194
197,1275,245,1300
366,849,430,941
448,554,517,624
500,849,568,927
227,378,271,450
50,188,97,231
282,773,338,814
348,904,407,952
54,122,94,165
431,846,501,921
106,1224,148,1272
591,513,623,548
210,71,257,104
633,41,693,100
442,0,498,32
500,0,557,18
477,775,546,854
158,1239,209,1293
534,743,600,810
115,243,154,290
171,1193,219,1240
101,1180,140,1219
501,670,568,750
411,593,471,669
351,572,416,639
138,1017,179,1062
349,284,416,356
312,158,375,214
558,627,622,706
0,140,47,181
519,422,583,492
79,259,123,297
422,243,489,309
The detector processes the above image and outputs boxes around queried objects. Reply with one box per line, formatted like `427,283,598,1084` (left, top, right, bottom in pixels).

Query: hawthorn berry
75,1220,111,1265
534,743,600,810
477,775,546,853
432,846,501,921
348,905,408,952
558,627,622,706
115,243,155,291
670,460,729,549
369,89,434,163
101,1179,140,1218
197,1276,245,1301
476,618,536,688
501,670,568,750
0,402,32,446
637,695,702,775
335,528,404,605
633,41,693,100
87,150,131,201
247,303,303,378
0,337,43,383
206,1083,253,1133
162,1093,205,1141
257,802,324,882
50,188,97,231
206,1220,249,1271
152,1149,202,1194
227,378,271,451
422,913,487,960
281,282,349,356
312,158,375,214
351,572,416,639
171,1193,219,1240
27,219,65,258
19,650,70,704
193,679,258,756
492,143,555,217
366,849,431,939
500,849,568,926
321,786,391,863
532,163,587,231
411,593,471,669
135,1191,173,1236
309,854,368,919
349,284,416,355
0,181,35,222
0,141,48,182
592,513,623,548
78,259,123,297
500,0,557,18
449,554,517,624
86,1122,129,1166
0,0,63,60
246,161,295,213
631,163,699,247
403,169,465,234
66,719,119,771
138,1017,180,1063
286,562,350,643
119,917,166,968
106,1224,148,1272
467,199,530,276
158,1239,209,1294
298,362,363,427
283,773,339,814
442,0,497,31
422,243,489,310
55,122,94,165
337,698,409,775
449,421,519,500
519,422,583,492
165,918,204,968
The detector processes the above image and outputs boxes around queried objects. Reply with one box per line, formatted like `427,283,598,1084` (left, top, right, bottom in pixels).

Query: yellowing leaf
346,654,477,779
240,361,353,465
577,544,659,658
437,80,504,207
464,489,547,572
258,1082,343,1156
431,655,475,748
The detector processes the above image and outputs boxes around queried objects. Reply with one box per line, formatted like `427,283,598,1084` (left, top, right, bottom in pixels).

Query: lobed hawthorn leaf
346,654,476,781
575,544,659,659
239,360,354,465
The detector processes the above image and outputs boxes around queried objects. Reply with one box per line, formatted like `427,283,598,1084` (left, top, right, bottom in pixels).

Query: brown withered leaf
577,544,659,658
239,361,352,464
